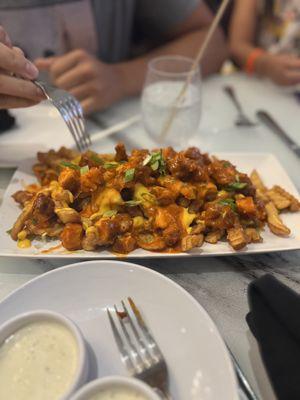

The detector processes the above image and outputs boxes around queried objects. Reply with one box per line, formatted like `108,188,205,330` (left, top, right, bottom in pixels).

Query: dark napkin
247,274,300,400
0,110,15,133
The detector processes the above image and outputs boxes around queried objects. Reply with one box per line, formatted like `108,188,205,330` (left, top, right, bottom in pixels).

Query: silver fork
107,297,169,399
223,85,257,127
35,80,91,152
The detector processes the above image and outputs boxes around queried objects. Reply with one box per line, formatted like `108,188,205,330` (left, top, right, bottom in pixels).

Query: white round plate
0,260,238,400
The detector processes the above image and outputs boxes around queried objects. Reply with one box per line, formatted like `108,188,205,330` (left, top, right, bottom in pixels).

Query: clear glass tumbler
141,55,202,148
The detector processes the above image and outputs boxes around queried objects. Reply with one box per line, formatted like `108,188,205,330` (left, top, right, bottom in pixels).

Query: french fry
266,187,291,210
273,185,300,212
181,234,204,251
205,230,224,244
250,170,267,192
250,170,269,202
227,227,248,250
265,202,291,236
245,228,263,243
10,203,33,241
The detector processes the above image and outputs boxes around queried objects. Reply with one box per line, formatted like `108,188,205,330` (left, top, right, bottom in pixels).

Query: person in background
0,26,44,109
0,0,227,115
229,0,300,86
205,0,234,35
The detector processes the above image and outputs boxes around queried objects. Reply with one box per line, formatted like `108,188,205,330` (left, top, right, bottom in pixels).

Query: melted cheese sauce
17,239,31,248
89,387,149,400
0,320,78,400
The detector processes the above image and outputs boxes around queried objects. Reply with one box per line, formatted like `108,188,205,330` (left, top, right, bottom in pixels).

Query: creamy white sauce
0,320,78,400
89,387,149,400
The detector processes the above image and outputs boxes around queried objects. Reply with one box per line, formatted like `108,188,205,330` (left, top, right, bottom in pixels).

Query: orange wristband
244,49,265,75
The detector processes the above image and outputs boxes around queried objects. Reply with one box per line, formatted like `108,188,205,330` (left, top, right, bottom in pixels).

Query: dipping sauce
89,387,149,400
0,320,78,400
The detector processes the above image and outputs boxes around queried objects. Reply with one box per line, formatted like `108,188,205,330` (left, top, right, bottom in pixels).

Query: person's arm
36,2,227,115
229,0,300,85
229,0,258,67
0,26,44,109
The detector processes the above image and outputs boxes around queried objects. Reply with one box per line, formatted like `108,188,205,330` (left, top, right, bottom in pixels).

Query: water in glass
141,56,201,148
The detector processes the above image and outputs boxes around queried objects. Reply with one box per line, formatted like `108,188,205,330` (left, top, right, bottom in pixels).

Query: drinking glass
141,55,202,148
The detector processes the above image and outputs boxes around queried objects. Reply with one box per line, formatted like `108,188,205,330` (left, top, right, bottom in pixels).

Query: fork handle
34,80,50,100
224,85,244,114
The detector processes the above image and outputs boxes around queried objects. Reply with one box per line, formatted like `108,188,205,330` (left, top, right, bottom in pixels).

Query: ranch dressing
89,387,149,400
0,320,78,400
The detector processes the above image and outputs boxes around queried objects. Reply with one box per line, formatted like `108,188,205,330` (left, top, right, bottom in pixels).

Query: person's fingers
12,46,25,57
0,67,9,75
0,43,39,79
0,94,38,109
80,97,97,115
69,82,95,100
284,70,300,85
0,74,45,100
284,57,300,69
34,57,55,71
0,26,12,48
48,49,89,80
54,63,95,89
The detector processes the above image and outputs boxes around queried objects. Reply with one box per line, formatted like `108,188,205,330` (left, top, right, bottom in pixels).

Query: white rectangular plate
1,153,300,258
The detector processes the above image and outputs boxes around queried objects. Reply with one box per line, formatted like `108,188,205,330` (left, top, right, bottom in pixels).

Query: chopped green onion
31,218,38,225
124,200,141,206
151,152,162,162
103,210,118,217
143,150,166,175
80,165,89,175
222,161,231,167
60,161,80,170
103,162,119,169
90,154,104,165
218,198,237,211
6,228,12,235
124,168,135,183
227,182,248,190
151,160,159,171
142,154,152,166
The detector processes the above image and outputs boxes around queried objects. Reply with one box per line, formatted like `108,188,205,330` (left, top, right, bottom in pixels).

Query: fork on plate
35,80,91,152
107,297,169,399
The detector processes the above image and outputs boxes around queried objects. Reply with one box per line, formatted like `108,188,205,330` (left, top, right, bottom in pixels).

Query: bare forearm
229,0,258,68
115,28,227,97
229,41,257,67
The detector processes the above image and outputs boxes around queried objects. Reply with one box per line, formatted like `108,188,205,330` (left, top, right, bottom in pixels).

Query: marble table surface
1,72,300,400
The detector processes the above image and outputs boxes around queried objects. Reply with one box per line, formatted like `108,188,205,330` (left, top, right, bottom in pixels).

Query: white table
1,72,300,400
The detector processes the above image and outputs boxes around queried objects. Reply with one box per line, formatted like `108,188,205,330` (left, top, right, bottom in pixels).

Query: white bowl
0,309,89,400
70,376,161,400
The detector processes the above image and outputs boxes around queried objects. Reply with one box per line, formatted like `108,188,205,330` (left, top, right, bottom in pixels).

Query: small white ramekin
0,309,89,400
70,376,161,400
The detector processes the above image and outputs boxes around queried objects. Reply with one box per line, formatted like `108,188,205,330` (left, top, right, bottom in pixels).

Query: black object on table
0,110,15,133
247,274,300,400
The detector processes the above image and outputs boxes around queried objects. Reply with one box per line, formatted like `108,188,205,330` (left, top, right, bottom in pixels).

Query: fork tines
107,297,167,388
34,80,91,152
